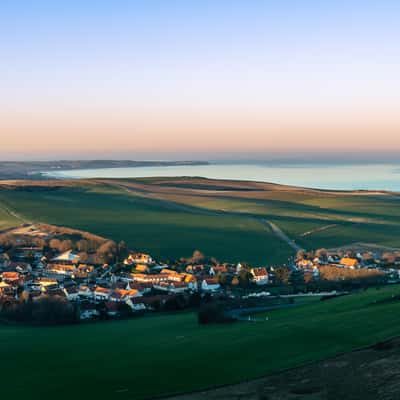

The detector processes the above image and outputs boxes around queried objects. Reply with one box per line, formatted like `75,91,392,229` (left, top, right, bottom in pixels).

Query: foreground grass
2,286,400,399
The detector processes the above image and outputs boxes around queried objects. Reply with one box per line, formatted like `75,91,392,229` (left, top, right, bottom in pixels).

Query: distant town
0,223,398,324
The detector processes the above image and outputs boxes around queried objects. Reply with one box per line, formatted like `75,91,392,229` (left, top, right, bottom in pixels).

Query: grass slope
1,177,400,263
2,287,400,399
111,178,400,252
0,185,290,264
0,200,23,231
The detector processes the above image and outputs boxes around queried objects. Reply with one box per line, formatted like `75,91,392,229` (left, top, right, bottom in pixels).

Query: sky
1,0,399,160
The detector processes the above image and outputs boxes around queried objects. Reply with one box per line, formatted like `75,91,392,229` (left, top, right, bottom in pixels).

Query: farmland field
1,177,400,264
1,178,400,399
0,201,23,231
0,182,290,264
1,286,400,399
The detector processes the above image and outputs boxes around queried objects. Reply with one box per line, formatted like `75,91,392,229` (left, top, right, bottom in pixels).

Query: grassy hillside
0,177,400,263
0,200,23,231
0,183,290,264
2,287,400,399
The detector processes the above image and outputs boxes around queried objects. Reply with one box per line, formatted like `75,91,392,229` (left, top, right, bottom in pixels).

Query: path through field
110,181,301,254
261,220,303,252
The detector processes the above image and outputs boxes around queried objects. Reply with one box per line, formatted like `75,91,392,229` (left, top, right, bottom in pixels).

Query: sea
43,161,400,191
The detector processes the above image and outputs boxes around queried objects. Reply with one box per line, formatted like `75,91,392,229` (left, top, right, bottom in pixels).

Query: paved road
261,220,304,252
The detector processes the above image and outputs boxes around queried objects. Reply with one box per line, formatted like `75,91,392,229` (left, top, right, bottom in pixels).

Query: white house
78,285,94,299
94,287,111,300
52,250,80,264
250,268,269,285
153,281,194,294
126,298,147,312
109,288,141,302
63,286,79,301
124,253,153,266
80,307,100,320
201,278,221,292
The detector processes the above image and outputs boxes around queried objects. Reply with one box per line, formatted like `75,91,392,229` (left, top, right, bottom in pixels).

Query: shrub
2,296,78,325
198,302,235,325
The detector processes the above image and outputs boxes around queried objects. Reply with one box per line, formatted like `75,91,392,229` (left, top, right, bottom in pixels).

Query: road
261,220,304,252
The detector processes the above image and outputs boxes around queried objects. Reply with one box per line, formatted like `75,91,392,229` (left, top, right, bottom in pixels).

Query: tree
231,276,240,286
296,249,307,261
319,265,385,283
32,238,46,248
210,257,219,266
289,270,305,291
0,234,17,249
2,296,78,325
117,241,128,261
217,273,230,286
238,268,252,287
304,271,314,284
191,250,205,264
315,248,328,261
345,249,357,258
49,239,61,251
382,252,396,265
59,240,73,253
76,240,90,252
198,303,234,325
78,252,89,263
96,240,118,264
362,252,375,265
274,266,290,285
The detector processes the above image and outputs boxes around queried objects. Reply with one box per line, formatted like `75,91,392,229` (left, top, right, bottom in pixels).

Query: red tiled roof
203,278,219,285
95,287,110,294
2,272,20,280
252,268,268,276
131,295,173,305
213,265,228,273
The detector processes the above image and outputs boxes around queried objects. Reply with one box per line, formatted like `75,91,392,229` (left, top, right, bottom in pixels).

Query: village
0,224,400,323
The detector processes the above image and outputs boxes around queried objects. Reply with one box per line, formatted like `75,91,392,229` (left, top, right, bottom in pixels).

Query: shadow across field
1,177,400,262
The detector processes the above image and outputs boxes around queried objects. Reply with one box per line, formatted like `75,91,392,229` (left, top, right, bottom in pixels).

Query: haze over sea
45,161,400,191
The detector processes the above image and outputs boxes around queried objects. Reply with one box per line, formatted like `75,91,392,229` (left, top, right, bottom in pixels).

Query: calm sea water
44,162,400,191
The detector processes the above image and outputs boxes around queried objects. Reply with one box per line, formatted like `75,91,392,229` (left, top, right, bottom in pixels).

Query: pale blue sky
1,1,399,159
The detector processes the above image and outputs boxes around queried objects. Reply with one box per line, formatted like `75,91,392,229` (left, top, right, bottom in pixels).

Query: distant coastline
0,160,209,180
42,161,400,192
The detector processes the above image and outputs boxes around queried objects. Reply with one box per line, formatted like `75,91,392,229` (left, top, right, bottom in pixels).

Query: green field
0,183,290,264
0,203,22,231
1,178,400,399
2,287,400,399
1,178,400,264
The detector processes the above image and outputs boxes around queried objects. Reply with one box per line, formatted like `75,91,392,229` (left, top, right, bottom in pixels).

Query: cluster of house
296,255,353,277
295,250,400,279
3,234,398,322
0,243,270,321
